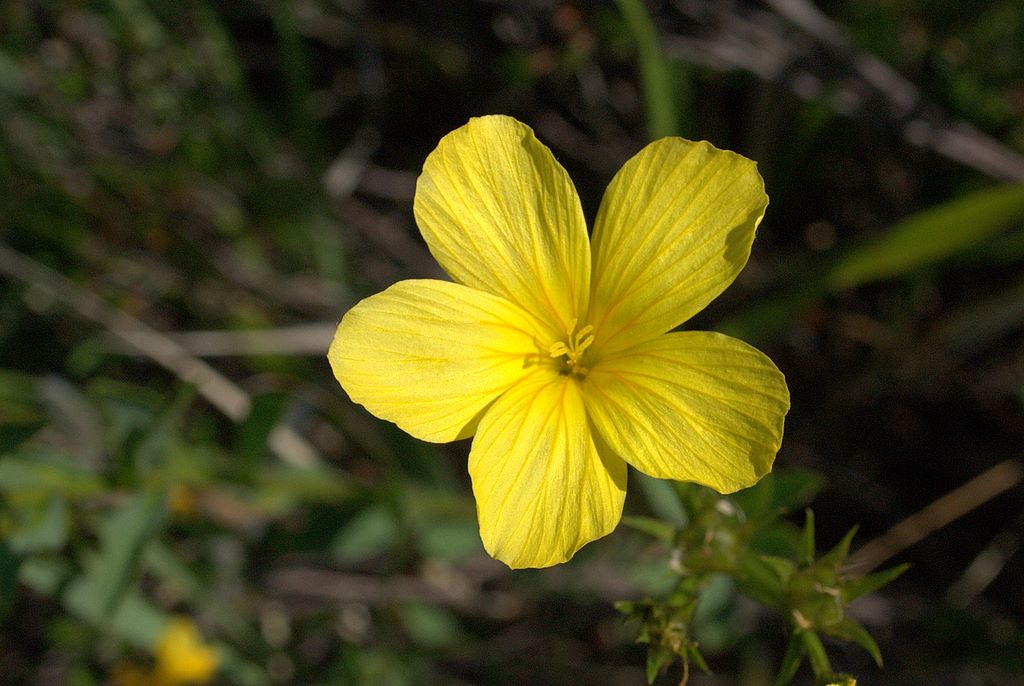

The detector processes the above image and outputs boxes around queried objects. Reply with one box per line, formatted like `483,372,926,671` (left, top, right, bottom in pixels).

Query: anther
548,320,596,378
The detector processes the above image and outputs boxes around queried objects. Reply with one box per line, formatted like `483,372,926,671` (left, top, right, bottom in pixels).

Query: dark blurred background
1,1,1023,684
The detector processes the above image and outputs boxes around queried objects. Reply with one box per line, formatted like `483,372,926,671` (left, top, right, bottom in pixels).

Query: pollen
548,318,595,378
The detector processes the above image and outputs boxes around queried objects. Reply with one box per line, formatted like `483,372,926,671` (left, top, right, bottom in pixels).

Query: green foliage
622,473,908,684
828,182,1024,290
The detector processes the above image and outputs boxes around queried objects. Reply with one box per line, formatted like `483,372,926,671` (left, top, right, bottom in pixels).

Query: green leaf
799,630,832,678
735,553,791,607
646,644,673,684
399,602,461,649
842,563,909,602
732,469,826,520
636,472,687,526
235,392,288,468
774,631,805,686
331,504,400,564
132,384,196,472
253,464,356,509
828,182,1024,290
819,526,859,567
687,643,710,673
8,495,69,554
621,515,676,543
82,489,168,619
63,582,167,649
0,448,103,500
143,541,203,601
823,618,883,667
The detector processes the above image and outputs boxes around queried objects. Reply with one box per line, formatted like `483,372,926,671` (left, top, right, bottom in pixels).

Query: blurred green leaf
331,504,400,564
799,630,831,678
0,448,103,501
736,553,790,607
399,602,461,649
132,385,198,473
774,631,805,686
18,557,69,596
646,644,673,684
636,473,687,526
828,182,1024,290
823,617,883,667
81,489,168,619
819,526,859,567
253,464,356,509
8,495,69,554
621,515,676,543
842,563,910,602
417,517,482,562
235,392,288,468
143,541,203,601
63,582,167,650
733,468,827,520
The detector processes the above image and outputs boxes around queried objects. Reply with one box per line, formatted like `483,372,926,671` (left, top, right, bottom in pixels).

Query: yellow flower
329,115,789,568
152,617,219,685
109,617,218,686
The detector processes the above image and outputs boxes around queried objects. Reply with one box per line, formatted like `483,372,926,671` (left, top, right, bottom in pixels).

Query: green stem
613,0,680,139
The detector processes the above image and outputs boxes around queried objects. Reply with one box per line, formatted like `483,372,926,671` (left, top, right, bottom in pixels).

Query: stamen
548,320,596,378
548,342,569,358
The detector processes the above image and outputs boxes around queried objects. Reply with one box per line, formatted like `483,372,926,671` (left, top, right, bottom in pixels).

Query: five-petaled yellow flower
329,115,789,569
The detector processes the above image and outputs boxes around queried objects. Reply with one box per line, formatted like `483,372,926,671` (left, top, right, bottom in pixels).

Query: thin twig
265,566,524,621
0,241,321,467
848,459,1024,573
102,322,337,357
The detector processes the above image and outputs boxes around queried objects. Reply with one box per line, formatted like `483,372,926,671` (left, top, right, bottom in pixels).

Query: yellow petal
329,279,546,443
589,138,768,355
469,372,626,568
584,332,789,493
414,115,590,336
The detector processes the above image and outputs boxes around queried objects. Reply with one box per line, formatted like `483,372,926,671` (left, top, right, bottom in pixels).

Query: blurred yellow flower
329,115,789,569
153,617,219,684
111,616,218,686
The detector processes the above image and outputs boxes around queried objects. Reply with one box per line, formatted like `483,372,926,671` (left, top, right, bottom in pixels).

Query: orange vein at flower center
548,318,595,379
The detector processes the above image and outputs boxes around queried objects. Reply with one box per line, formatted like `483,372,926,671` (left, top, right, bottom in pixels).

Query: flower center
548,318,595,379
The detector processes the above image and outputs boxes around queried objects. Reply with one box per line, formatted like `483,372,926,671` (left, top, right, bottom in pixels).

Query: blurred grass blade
828,182,1024,290
614,0,680,138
